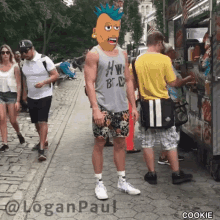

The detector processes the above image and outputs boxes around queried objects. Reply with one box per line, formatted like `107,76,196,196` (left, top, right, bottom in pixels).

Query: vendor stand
166,0,220,180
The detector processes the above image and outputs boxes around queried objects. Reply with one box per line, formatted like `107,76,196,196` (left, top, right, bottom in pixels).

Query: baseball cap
19,40,33,52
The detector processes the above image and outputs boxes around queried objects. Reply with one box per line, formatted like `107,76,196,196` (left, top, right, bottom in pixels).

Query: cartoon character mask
92,4,123,51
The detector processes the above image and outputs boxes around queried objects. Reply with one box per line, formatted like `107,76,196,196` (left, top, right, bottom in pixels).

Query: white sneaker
117,177,141,195
95,180,108,200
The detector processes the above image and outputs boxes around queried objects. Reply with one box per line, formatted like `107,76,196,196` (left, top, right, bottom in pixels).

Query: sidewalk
1,70,220,220
18,76,220,219
0,72,84,219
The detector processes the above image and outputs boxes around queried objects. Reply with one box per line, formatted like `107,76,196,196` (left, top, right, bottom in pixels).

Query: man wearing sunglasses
19,40,59,161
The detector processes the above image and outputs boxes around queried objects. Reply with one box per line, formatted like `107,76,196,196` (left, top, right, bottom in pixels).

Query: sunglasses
1,51,10,55
20,48,31,54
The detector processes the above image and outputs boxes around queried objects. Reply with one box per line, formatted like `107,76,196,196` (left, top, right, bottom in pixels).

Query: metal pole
163,0,166,33
209,0,213,37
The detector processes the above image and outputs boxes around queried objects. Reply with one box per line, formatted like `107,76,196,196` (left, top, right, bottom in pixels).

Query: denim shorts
0,92,17,104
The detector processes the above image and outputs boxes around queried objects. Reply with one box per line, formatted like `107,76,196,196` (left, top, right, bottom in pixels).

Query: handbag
167,86,188,127
140,98,175,129
131,58,175,129
173,101,188,127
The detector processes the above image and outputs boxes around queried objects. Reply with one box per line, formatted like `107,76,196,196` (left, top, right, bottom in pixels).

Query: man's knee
113,137,126,150
95,136,106,145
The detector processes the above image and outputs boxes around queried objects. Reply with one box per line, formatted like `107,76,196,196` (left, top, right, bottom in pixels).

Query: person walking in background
84,3,140,200
135,32,194,185
0,45,25,152
158,43,196,165
14,51,28,112
19,40,59,161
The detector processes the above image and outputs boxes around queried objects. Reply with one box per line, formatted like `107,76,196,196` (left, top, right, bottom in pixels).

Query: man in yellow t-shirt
135,31,193,185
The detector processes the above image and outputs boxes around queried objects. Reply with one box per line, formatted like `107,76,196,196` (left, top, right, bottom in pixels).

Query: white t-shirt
22,51,55,99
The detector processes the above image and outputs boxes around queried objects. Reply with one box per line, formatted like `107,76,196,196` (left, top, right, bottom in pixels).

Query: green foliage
153,0,168,38
119,0,143,47
0,0,143,62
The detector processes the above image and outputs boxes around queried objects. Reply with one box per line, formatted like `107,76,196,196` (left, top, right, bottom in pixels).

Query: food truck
166,0,220,180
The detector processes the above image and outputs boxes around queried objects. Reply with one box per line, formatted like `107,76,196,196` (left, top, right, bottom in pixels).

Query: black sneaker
105,141,114,147
32,143,40,151
172,170,193,184
178,155,184,161
158,156,170,165
17,133,25,144
0,144,9,152
144,172,157,184
38,150,47,162
32,141,48,151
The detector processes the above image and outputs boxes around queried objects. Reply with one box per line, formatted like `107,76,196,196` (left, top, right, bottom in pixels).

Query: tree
126,0,143,49
153,0,169,38
0,0,40,47
34,0,71,54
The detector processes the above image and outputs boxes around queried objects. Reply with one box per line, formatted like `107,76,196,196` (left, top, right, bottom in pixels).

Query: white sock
117,171,125,178
95,173,102,181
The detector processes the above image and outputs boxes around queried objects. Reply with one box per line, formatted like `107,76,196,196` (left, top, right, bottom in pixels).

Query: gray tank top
91,45,128,113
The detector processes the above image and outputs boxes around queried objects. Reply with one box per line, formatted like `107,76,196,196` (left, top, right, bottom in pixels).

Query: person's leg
0,103,8,147
38,122,48,151
111,110,140,195
7,103,19,133
141,128,156,172
35,123,40,135
160,126,193,184
92,137,106,174
140,127,157,184
113,137,126,171
143,148,155,172
36,96,52,161
27,98,40,150
166,148,179,172
7,103,25,144
92,132,109,200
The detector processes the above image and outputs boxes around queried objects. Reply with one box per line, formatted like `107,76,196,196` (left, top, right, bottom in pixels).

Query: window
141,6,144,14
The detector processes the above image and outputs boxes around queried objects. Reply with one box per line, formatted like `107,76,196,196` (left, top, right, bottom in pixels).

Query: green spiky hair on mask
94,3,123,21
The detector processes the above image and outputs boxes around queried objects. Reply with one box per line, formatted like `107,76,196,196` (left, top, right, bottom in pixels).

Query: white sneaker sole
158,161,170,165
38,155,47,162
95,194,108,200
118,187,141,195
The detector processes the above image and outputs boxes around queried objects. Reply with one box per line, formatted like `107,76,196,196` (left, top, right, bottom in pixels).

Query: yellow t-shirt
135,53,176,100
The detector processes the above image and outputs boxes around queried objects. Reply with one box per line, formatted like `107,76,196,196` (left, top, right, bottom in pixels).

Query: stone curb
2,76,84,220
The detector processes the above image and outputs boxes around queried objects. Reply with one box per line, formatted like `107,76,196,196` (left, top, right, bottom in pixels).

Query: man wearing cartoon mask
84,4,140,200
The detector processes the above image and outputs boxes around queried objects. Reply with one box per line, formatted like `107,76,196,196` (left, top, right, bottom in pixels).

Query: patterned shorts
92,105,129,139
139,126,179,151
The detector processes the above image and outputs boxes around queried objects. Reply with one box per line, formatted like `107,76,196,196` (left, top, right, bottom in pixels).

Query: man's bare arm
84,51,99,110
167,75,195,87
123,52,136,109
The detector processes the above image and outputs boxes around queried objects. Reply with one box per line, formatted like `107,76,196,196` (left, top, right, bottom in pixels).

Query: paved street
0,71,220,220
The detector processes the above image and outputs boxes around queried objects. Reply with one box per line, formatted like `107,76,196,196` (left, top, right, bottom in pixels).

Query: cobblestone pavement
0,72,84,219
1,70,220,220
22,77,220,220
